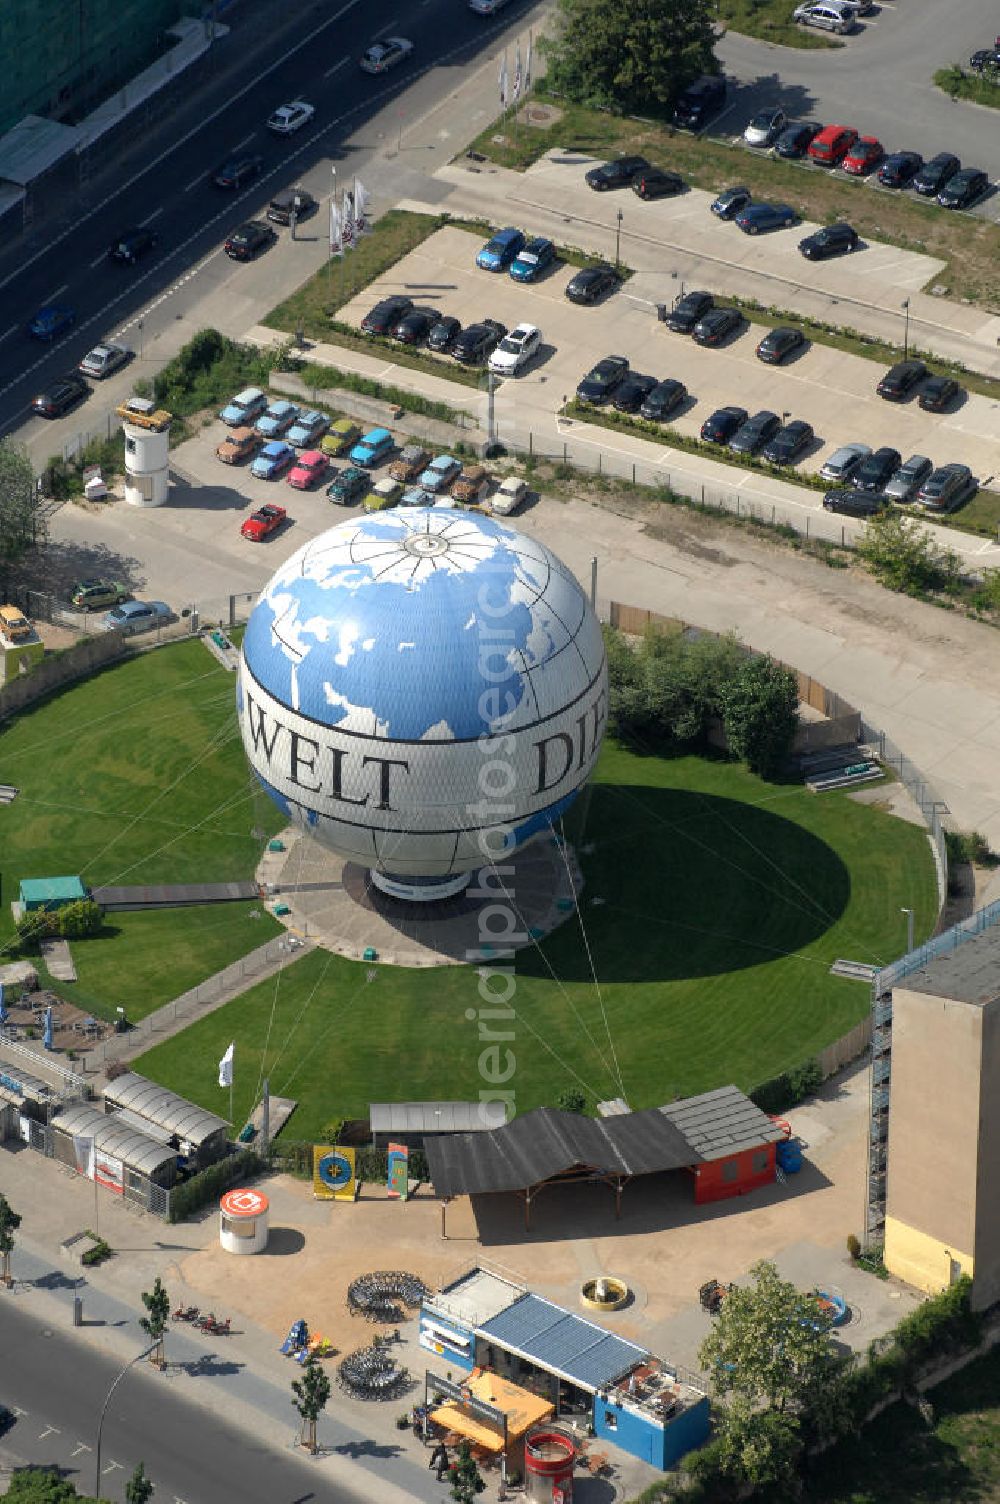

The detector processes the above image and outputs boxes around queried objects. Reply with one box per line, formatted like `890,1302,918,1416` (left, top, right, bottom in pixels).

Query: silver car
819,443,872,483
793,1,856,34
78,343,131,380
884,455,933,503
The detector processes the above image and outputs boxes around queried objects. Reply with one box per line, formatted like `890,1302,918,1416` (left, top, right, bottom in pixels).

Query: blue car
476,227,525,271
350,427,394,467
509,236,556,283
399,485,434,508
29,304,76,341
417,455,462,493
287,409,330,448
250,441,295,479
255,400,300,439
220,387,268,426
734,202,797,235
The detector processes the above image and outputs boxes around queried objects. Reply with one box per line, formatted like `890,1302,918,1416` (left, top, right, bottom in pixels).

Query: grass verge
717,0,840,47
935,64,1000,109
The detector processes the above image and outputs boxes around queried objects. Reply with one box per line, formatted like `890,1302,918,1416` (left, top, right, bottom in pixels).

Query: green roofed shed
19,876,87,911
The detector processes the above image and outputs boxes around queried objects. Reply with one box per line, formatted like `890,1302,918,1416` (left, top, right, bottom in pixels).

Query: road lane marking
0,325,17,342
231,133,256,152
40,285,68,304
71,1442,93,1456
183,168,206,192
102,1460,123,1474
324,58,350,79
89,250,109,269
38,1424,61,1439
140,207,164,226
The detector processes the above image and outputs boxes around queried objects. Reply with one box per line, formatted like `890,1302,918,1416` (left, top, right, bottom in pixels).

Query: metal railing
859,720,948,909
0,1037,89,1096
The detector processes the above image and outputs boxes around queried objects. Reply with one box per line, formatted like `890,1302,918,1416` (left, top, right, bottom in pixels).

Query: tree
0,1193,22,1286
449,1441,486,1504
719,654,799,778
556,1087,587,1114
713,1402,803,1493
124,1462,154,1504
5,1469,96,1502
543,0,718,117
856,510,960,596
0,439,43,568
139,1276,170,1368
56,899,104,940
291,1356,331,1453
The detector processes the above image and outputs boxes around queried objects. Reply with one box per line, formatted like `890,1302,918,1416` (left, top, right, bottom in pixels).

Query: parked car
799,222,858,260
793,1,857,35
639,379,687,420
109,227,157,265
774,123,823,160
808,125,858,166
878,151,924,189
250,441,295,480
31,373,89,418
79,343,131,380
823,488,886,517
366,477,405,510
919,376,962,412
220,388,268,426
418,455,463,492
576,355,629,404
488,323,542,376
729,410,780,456
213,154,263,189
819,443,872,482
632,169,684,199
969,48,1000,72
744,108,787,147
917,463,977,512
452,465,493,505
361,295,413,335
842,137,884,176
565,264,618,304
710,185,752,220
852,446,902,491
761,420,814,466
71,579,130,610
452,320,506,364
389,445,431,483
913,153,960,197
427,316,462,352
393,308,440,345
937,168,989,209
241,504,288,540
612,374,658,414
287,410,330,448
255,400,300,439
491,476,529,515
884,454,933,503
267,99,315,135
673,75,726,130
101,599,171,632
665,290,713,333
756,327,807,364
216,426,258,464
359,36,413,73
510,237,556,282
29,304,75,341
585,156,649,190
734,203,797,234
320,418,361,457
692,307,743,346
700,406,748,445
287,450,329,489
267,187,318,225
224,221,275,260
327,466,370,505
877,360,927,400
476,227,526,271
398,484,434,509
350,427,395,467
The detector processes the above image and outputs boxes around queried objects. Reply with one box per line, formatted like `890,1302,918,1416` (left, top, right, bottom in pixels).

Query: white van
792,1,856,34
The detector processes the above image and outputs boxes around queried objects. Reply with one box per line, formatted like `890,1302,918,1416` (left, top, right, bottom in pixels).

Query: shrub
81,1236,113,1265
167,1147,266,1223
750,1057,823,1114
556,1087,587,1114
56,899,104,939
105,1059,129,1081
945,830,999,868
847,1232,861,1261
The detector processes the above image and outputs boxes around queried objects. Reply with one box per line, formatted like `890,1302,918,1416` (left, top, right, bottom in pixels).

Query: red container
524,1428,575,1503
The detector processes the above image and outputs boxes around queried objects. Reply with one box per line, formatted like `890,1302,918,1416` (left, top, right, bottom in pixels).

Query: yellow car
320,418,361,457
364,477,403,511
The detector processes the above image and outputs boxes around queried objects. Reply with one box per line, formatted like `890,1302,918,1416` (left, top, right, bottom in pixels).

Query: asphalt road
0,1300,355,1504
0,0,536,435
716,0,1000,186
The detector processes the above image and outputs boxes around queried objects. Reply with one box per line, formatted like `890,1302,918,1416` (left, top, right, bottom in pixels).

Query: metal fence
874,897,1000,996
0,1036,90,1097
859,720,949,909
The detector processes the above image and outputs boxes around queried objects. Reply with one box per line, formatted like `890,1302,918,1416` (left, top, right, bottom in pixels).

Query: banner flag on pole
329,196,343,257
499,52,508,109
513,40,523,101
525,31,532,92
342,190,355,249
218,1042,235,1088
353,178,370,237
72,1134,94,1178
387,1142,409,1200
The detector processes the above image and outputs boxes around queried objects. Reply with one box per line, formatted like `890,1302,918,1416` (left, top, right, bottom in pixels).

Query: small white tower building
116,397,172,507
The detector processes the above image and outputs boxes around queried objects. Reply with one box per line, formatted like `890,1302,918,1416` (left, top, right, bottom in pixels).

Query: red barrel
524,1428,576,1502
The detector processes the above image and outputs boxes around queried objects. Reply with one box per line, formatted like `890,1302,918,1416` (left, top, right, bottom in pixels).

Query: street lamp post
901,906,915,955
95,1340,157,1498
901,298,910,361
615,209,623,271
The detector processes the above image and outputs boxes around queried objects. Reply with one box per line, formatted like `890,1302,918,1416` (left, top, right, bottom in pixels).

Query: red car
808,125,858,167
842,135,883,176
241,504,287,541
287,450,328,490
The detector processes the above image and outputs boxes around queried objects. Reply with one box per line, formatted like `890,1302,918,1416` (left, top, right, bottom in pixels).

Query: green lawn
718,0,840,47
935,64,1000,110
134,745,936,1139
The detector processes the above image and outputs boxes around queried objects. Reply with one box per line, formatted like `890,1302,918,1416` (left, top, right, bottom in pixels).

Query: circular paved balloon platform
255,829,584,968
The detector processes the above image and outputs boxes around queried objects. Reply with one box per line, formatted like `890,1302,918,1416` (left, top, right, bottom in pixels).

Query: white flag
353,177,370,237
525,31,532,92
499,52,508,108
514,40,523,101
329,197,343,257
218,1042,235,1088
342,190,355,248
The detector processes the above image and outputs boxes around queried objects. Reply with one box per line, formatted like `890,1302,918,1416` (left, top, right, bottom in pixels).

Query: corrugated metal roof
659,1085,786,1160
54,1101,176,1177
370,1101,511,1134
101,1072,227,1147
478,1294,648,1393
19,876,86,904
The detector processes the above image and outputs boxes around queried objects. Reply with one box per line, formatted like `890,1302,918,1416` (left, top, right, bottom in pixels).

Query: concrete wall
974,1001,1000,1309
884,1215,973,1297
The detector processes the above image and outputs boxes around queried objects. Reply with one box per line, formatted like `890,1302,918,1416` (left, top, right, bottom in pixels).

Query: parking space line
37,1424,60,1440
231,133,256,152
0,324,17,343
88,249,109,269
183,168,206,193
40,284,68,304
71,1442,93,1457
324,58,350,79
140,207,164,226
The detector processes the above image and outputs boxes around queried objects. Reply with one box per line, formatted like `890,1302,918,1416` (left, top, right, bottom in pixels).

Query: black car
613,373,658,413
700,406,747,445
213,153,264,189
427,316,462,353
392,308,440,345
692,307,742,347
267,187,318,225
774,122,822,159
452,319,506,365
640,379,687,420
223,221,274,260
798,222,858,260
361,295,413,335
710,185,752,220
31,372,89,418
729,410,780,456
912,153,960,197
937,168,988,209
109,226,157,265
920,375,962,412
585,156,649,191
632,169,684,200
756,327,806,365
823,489,887,517
877,151,923,188
576,355,630,404
673,74,726,130
852,446,902,491
665,290,713,334
761,420,814,466
877,359,927,400
969,48,1000,72
565,264,618,305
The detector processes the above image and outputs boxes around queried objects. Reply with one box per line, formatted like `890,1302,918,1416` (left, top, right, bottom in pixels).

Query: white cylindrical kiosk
116,398,172,508
219,1187,270,1254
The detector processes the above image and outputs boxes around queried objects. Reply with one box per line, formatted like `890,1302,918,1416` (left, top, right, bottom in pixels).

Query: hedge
750,1058,823,1115
168,1147,267,1223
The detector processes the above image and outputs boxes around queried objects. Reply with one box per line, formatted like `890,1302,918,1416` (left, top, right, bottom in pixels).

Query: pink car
287,449,328,490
